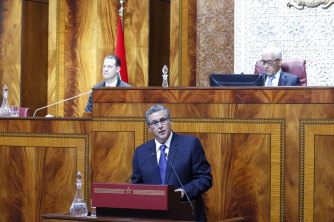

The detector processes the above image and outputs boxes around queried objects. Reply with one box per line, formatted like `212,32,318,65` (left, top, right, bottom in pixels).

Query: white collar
105,79,118,87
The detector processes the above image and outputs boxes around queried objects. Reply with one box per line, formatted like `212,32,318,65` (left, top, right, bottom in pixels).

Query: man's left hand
175,188,184,199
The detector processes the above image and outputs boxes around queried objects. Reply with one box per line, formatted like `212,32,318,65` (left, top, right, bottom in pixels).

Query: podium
92,183,195,221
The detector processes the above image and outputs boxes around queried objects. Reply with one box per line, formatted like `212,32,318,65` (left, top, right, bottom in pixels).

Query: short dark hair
105,55,121,67
145,105,171,124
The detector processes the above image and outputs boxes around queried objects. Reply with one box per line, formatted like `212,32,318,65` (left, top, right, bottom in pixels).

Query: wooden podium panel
0,118,91,222
91,87,334,222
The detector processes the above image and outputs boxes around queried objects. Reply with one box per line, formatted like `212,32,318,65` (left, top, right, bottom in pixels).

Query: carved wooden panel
197,0,234,86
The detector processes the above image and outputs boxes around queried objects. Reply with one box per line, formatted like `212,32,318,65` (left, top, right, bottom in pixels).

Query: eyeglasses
260,58,279,66
148,117,170,128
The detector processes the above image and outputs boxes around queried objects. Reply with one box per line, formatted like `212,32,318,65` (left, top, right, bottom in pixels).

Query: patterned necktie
159,145,167,184
267,76,275,86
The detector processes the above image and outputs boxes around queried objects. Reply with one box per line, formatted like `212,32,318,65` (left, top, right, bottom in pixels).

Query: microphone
33,90,92,117
164,153,195,221
124,152,156,183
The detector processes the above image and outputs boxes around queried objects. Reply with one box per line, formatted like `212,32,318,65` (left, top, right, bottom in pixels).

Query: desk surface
42,213,245,222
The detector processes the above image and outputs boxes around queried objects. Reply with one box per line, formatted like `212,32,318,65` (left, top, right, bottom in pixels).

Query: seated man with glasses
131,104,212,221
261,46,301,86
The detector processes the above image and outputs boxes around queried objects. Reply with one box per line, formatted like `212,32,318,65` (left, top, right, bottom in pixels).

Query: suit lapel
164,133,178,184
278,71,287,86
148,140,161,184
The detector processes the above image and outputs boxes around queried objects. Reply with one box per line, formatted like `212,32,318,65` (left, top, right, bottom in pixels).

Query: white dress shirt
155,131,173,164
105,79,118,87
265,68,281,86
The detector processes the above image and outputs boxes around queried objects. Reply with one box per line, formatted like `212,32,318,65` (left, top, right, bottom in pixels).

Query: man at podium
131,105,213,221
85,55,131,112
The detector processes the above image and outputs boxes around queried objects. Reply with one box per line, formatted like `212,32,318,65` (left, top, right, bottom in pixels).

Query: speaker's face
147,110,172,144
262,52,281,76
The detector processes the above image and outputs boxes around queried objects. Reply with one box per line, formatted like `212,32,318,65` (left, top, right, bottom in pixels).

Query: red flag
115,16,129,83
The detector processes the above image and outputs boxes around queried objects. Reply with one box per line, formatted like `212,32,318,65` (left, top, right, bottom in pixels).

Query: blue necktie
267,76,275,86
159,145,167,184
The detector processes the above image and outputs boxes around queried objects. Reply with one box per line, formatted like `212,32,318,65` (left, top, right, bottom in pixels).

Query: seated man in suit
85,55,131,112
261,47,301,86
131,105,213,221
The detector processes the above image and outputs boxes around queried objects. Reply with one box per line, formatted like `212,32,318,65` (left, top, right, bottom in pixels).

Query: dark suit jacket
131,132,213,221
262,71,301,86
85,79,131,112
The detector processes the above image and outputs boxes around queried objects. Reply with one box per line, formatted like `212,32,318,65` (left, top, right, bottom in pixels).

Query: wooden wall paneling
92,120,146,185
47,0,66,117
170,0,179,86
183,133,271,222
302,123,334,222
314,136,334,222
0,136,87,222
95,0,118,85
0,0,22,107
188,0,197,86
58,0,66,117
180,0,189,86
92,87,334,105
124,0,149,87
284,104,301,222
170,0,197,87
148,0,170,86
47,0,58,116
64,0,98,117
22,0,49,117
173,120,282,222
0,145,77,222
0,119,91,222
92,131,134,183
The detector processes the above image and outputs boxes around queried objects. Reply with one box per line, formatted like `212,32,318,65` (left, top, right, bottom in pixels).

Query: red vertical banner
115,16,129,83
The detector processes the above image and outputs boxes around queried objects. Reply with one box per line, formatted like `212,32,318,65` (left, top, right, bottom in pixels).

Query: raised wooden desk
1,87,334,222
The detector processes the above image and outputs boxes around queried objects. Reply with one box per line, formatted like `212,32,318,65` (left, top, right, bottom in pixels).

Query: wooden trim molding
299,119,334,222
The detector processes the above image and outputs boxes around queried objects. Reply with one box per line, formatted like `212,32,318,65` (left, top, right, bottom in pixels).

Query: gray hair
145,105,170,124
263,46,282,59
